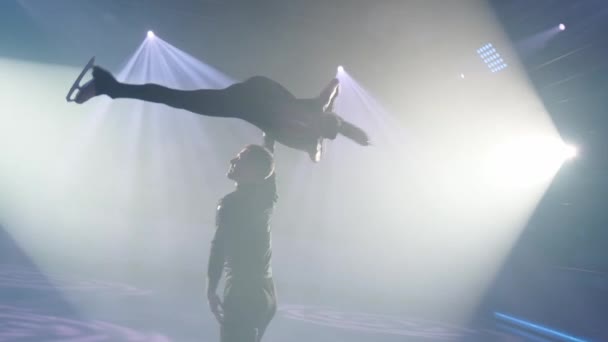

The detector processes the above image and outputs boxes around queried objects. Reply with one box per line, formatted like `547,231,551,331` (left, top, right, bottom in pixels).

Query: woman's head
319,113,341,140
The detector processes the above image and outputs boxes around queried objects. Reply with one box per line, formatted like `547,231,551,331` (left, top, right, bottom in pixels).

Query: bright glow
484,136,575,187
559,23,566,31
147,30,155,39
562,144,577,160
495,313,588,342
337,65,344,73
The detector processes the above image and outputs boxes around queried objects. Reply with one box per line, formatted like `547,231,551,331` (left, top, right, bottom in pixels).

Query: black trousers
221,277,277,342
101,75,295,124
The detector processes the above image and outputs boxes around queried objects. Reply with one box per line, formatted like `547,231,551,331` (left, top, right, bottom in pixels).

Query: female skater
70,64,370,162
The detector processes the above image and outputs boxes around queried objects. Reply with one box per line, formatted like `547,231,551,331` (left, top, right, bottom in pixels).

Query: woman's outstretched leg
75,66,241,118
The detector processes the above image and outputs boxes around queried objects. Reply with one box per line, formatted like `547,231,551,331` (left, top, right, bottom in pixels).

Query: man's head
227,145,275,184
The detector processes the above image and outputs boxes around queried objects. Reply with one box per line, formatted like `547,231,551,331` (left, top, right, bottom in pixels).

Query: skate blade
66,57,95,103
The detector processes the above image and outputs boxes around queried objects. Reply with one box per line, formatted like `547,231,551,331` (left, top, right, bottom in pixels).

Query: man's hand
207,291,224,324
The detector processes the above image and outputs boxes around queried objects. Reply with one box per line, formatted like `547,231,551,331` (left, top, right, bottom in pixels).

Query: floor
0,263,543,342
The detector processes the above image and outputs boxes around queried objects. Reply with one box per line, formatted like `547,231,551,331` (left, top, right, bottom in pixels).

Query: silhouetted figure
207,145,278,342
71,65,370,162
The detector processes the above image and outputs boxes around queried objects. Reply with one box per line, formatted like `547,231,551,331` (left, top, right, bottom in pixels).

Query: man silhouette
207,145,278,342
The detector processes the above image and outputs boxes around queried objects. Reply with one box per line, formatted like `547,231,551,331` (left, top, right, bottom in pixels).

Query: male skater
207,145,278,342
69,64,370,161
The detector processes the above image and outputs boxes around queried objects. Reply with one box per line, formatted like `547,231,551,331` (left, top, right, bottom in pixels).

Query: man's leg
221,279,276,342
255,310,275,342
255,279,277,342
221,296,258,342
220,321,257,342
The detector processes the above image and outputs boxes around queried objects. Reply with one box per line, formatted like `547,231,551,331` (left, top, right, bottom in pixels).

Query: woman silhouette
70,64,370,162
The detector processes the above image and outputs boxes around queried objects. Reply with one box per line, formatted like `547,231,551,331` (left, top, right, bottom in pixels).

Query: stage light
147,30,155,39
337,65,344,73
477,42,507,73
559,23,566,31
